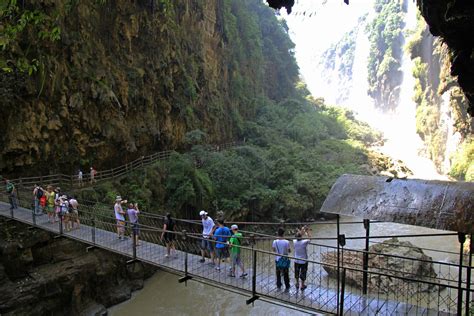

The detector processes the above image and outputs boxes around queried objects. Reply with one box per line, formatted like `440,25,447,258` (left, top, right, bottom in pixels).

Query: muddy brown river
109,216,462,315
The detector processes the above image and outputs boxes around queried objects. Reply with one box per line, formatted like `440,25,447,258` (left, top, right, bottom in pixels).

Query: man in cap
229,224,248,278
199,210,216,265
114,196,127,240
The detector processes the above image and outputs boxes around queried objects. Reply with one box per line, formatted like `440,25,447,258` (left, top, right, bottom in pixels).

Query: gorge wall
0,217,157,315
407,16,473,178
0,0,298,176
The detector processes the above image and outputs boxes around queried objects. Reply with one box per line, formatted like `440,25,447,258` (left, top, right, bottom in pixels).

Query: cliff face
0,0,297,175
0,218,156,315
407,15,473,175
416,0,474,116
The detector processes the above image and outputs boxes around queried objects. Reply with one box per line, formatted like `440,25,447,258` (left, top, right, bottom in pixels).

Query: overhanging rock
320,174,474,234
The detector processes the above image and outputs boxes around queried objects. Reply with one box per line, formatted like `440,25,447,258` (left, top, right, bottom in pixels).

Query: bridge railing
0,189,472,315
1,141,241,193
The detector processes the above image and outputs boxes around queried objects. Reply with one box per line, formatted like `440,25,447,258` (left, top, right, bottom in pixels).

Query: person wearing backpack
272,227,291,291
33,185,44,215
5,179,17,210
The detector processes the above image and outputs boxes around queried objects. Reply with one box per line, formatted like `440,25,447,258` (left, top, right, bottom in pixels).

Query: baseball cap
231,224,238,230
199,210,207,216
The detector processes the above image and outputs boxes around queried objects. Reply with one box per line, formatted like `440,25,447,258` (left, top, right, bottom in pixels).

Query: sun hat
199,210,207,216
231,224,238,230
115,195,122,202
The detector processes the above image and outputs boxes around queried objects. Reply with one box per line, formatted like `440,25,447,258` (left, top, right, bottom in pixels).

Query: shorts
294,262,308,281
116,220,125,227
164,232,175,242
69,209,79,221
231,252,241,266
201,238,214,251
46,205,54,214
131,223,140,235
215,247,229,259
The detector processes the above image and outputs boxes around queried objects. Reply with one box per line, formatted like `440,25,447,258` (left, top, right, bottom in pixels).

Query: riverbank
0,218,156,315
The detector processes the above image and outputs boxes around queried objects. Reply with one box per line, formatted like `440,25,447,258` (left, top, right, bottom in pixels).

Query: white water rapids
284,0,447,180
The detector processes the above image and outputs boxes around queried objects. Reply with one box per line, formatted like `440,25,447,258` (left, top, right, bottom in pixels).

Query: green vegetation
449,138,473,181
407,14,473,176
366,0,405,109
2,0,386,222
0,0,61,74
78,90,382,222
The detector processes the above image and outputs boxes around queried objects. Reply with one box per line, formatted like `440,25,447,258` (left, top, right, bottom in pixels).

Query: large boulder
321,238,439,293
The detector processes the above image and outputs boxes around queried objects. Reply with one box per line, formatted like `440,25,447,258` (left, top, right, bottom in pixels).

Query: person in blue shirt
213,220,231,271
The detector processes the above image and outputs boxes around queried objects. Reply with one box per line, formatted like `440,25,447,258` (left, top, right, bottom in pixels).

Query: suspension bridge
0,174,472,315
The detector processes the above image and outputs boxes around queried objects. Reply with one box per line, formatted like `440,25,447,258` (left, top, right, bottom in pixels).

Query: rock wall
417,0,474,116
0,218,157,315
0,0,297,176
407,16,473,174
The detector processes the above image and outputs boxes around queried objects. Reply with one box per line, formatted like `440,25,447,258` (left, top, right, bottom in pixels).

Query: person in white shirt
272,227,291,290
78,170,83,187
293,226,311,290
199,210,216,265
114,196,127,240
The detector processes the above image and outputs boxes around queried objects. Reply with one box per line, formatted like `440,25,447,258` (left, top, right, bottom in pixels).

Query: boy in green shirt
228,225,248,278
5,179,17,210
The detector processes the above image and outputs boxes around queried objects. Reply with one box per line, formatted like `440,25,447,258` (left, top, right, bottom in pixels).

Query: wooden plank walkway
0,202,452,315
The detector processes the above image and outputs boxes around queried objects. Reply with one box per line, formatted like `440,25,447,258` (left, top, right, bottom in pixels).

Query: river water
109,216,461,316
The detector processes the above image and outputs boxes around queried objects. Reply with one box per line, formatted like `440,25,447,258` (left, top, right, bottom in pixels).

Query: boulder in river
321,238,439,293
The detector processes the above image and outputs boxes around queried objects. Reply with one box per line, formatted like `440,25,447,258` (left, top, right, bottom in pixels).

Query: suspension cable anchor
246,295,260,305
86,245,97,252
178,275,192,283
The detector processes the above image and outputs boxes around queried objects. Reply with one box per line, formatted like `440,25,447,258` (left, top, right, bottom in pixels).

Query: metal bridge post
32,205,36,226
246,246,259,305
339,268,346,316
457,232,465,316
178,230,192,284
92,214,96,245
132,228,137,260
466,234,472,316
59,214,63,235
362,219,370,295
336,215,340,315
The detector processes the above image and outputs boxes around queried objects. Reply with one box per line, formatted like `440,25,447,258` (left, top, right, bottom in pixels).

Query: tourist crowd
4,178,311,291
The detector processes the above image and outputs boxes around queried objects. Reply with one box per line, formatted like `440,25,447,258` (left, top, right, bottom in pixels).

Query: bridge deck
0,203,451,315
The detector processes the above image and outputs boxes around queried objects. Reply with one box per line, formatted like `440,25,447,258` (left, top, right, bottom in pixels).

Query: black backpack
36,188,43,199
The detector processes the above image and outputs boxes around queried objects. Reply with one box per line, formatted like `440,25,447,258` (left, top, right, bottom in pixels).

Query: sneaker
240,273,248,278
300,285,307,290
199,258,205,263
228,273,236,277
215,266,221,271
165,254,169,258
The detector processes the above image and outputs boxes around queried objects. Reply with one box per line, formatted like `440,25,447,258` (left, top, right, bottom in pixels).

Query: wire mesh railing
0,191,472,315
0,141,242,193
